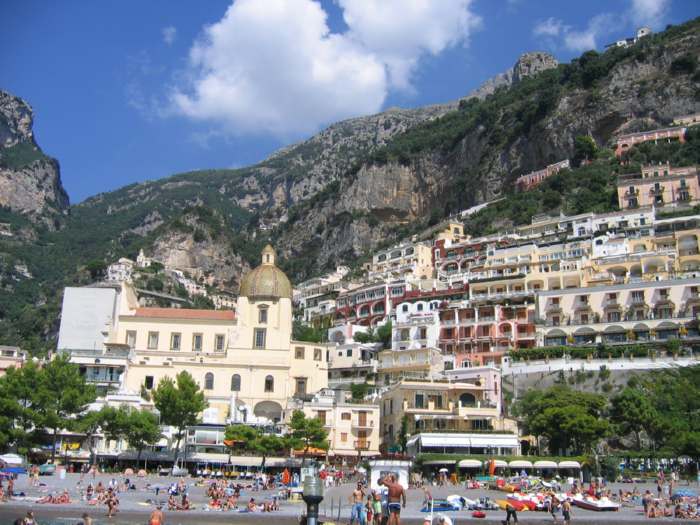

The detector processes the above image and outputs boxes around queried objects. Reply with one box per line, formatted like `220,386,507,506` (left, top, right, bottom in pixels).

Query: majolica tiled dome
239,245,293,300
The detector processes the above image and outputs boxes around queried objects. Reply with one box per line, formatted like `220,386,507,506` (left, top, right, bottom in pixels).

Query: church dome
239,245,293,300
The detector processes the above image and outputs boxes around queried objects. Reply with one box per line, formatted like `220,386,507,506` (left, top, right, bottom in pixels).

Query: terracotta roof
133,308,235,321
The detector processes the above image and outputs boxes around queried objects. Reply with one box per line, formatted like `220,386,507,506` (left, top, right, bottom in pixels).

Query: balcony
623,187,640,197
354,440,370,450
352,419,374,429
649,186,665,196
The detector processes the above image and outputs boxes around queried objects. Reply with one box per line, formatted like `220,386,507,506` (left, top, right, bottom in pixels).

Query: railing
352,419,374,428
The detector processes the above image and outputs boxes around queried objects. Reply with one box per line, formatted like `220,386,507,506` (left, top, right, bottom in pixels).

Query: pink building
617,163,700,209
615,126,687,157
515,159,570,192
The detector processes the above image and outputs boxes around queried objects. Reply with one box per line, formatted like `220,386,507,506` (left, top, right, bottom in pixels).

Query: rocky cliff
1,17,699,354
0,91,69,223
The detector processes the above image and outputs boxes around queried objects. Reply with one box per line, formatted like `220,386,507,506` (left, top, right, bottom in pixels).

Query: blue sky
1,0,696,203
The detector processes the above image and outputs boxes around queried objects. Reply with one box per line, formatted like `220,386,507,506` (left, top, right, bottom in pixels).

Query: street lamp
303,471,324,525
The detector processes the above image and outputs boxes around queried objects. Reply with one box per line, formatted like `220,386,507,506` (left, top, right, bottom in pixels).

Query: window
295,347,305,359
258,307,268,324
231,374,241,391
170,333,181,351
126,331,136,349
144,376,154,390
314,348,322,361
340,432,348,442
402,304,408,312
317,410,326,425
415,393,425,408
341,412,351,420
204,372,214,390
193,333,203,352
295,378,307,396
417,303,423,311
254,328,267,349
264,375,274,392
346,349,352,357
215,334,225,352
147,332,159,350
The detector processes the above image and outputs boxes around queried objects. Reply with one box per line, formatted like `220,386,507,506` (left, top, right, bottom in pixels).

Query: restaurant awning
508,460,533,469
411,433,519,449
457,459,483,468
533,460,558,469
558,460,581,469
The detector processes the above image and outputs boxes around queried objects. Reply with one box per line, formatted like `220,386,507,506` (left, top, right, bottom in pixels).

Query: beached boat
572,496,620,511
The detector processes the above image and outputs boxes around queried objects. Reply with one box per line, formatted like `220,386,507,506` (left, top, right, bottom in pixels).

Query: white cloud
340,0,481,89
533,0,670,53
533,17,566,38
630,0,670,29
168,0,480,137
162,26,177,46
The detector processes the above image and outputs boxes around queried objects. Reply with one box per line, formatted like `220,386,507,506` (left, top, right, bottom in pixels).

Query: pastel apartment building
334,281,407,327
537,277,700,347
380,379,518,455
617,163,700,209
515,159,570,192
615,126,687,157
368,241,434,282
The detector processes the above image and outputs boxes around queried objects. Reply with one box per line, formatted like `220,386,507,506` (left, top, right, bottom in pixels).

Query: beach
0,471,698,525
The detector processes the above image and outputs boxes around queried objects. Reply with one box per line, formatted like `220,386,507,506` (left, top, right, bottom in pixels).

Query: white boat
572,495,620,511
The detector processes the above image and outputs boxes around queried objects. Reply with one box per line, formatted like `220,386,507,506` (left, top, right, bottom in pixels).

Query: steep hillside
0,17,698,354
0,91,69,226
274,18,700,274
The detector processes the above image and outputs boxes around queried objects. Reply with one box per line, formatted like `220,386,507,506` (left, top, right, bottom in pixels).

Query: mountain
0,17,698,354
0,91,69,227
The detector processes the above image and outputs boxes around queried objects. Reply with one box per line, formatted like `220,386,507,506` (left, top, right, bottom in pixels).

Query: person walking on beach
502,501,518,524
349,482,366,525
78,513,93,525
22,511,36,525
561,498,572,525
383,475,406,525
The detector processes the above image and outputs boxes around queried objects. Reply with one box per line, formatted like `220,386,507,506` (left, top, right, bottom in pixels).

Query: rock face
467,51,558,100
0,91,69,221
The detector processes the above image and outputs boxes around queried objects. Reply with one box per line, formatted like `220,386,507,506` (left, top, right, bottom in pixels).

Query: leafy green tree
350,383,369,402
76,408,110,465
515,385,609,454
286,410,328,465
224,424,285,469
34,355,97,461
398,415,410,453
292,320,326,343
572,135,597,167
152,371,207,461
376,321,392,349
85,260,107,279
610,387,657,449
124,409,161,467
0,360,42,453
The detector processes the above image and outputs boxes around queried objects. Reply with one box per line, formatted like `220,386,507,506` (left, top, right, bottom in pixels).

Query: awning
558,461,581,469
534,460,557,469
458,459,483,468
412,433,519,449
509,460,533,468
491,460,508,468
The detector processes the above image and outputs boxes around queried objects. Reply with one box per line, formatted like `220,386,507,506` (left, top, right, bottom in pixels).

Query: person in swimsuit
79,513,93,525
23,511,36,525
350,482,366,525
383,475,406,525
562,498,572,525
150,505,164,525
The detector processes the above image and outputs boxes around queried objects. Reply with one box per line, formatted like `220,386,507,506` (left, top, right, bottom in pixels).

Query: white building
328,343,380,390
107,258,134,283
136,249,153,268
392,299,441,351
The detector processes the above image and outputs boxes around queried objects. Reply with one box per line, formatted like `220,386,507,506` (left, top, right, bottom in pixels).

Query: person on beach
7,477,14,498
350,481,366,525
79,512,93,525
561,498,572,525
383,475,406,525
23,511,36,525
642,489,652,517
502,501,518,524
149,504,164,525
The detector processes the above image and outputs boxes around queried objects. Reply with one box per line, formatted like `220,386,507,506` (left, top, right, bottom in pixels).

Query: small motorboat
572,495,620,511
420,499,461,512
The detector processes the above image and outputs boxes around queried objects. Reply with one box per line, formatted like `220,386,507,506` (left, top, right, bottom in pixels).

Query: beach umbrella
0,472,13,479
124,468,134,475
439,468,449,473
673,489,697,498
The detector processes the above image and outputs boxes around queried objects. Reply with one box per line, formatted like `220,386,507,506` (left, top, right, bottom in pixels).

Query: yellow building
121,245,329,425
298,389,380,462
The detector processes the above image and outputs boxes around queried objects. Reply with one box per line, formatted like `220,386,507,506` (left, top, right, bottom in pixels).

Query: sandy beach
0,471,698,525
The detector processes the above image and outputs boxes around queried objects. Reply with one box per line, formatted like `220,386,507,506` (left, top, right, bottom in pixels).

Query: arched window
204,372,214,390
264,375,274,393
417,303,424,311
231,374,241,392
